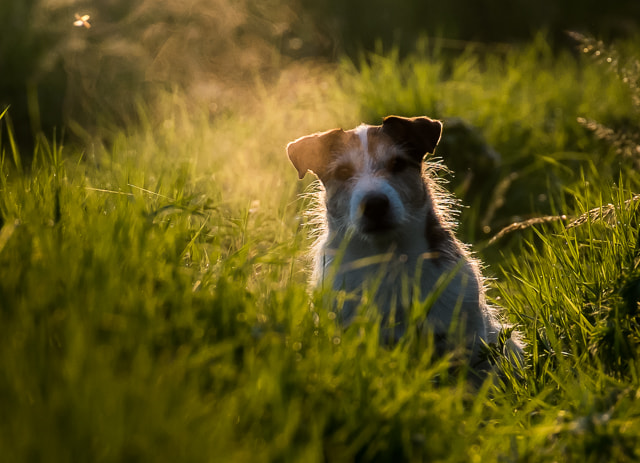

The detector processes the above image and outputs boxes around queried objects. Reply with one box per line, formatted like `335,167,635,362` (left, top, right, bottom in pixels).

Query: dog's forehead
340,124,396,163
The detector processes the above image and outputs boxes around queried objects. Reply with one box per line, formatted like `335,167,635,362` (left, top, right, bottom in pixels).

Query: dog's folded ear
286,128,345,180
381,116,442,159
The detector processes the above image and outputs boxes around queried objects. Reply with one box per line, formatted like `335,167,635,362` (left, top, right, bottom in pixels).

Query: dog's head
287,116,442,240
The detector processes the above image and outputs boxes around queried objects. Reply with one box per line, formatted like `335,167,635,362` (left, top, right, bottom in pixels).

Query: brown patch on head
286,116,441,182
323,132,365,182
325,125,421,175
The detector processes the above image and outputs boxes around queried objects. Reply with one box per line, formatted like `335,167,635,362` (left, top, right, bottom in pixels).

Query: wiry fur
287,116,520,375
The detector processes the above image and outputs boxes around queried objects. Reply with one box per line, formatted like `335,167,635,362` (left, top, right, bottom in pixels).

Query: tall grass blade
2,112,22,174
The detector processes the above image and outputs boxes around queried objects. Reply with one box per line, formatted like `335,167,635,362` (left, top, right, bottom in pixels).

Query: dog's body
287,116,514,370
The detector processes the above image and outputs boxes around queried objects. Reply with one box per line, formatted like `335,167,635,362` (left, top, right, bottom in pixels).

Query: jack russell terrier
287,115,520,373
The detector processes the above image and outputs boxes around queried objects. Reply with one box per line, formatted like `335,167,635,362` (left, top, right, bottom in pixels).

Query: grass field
2,35,640,462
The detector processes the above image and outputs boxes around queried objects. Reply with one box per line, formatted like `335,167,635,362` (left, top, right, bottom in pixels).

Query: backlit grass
2,37,640,462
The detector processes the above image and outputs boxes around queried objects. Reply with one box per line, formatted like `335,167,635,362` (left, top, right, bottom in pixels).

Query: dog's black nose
362,193,390,220
361,193,391,232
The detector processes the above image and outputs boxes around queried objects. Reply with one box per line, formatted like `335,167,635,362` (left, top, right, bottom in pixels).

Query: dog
286,115,519,373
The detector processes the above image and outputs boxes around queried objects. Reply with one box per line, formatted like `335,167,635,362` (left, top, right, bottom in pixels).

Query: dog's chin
356,221,399,244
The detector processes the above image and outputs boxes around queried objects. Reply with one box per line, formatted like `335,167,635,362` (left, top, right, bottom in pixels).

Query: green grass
2,37,640,462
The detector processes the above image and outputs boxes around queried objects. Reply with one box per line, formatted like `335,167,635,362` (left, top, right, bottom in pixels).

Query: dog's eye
333,164,354,181
388,157,410,173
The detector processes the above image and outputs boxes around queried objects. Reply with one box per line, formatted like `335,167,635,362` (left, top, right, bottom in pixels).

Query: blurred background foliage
0,0,311,151
2,0,639,153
